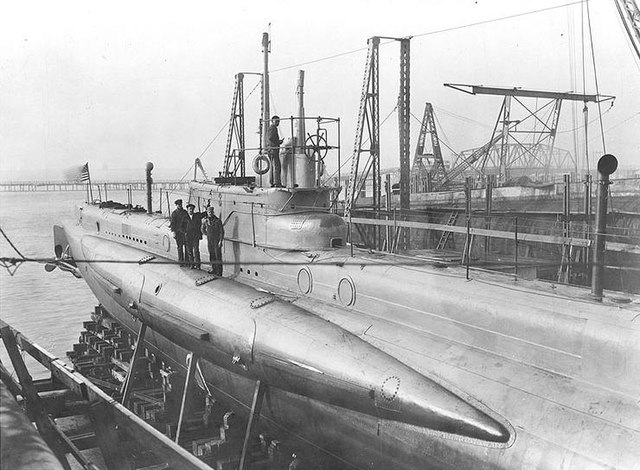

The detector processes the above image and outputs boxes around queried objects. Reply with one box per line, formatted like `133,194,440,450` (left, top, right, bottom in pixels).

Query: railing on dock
0,180,190,192
346,207,640,293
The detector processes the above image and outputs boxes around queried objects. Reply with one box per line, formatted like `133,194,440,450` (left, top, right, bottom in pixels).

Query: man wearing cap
169,199,188,266
201,206,225,276
267,115,284,187
185,203,206,269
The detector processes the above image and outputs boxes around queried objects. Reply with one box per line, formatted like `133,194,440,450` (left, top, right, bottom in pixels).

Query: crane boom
614,0,640,62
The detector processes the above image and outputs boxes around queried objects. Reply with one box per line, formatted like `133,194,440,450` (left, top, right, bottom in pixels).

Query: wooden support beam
45,415,101,470
90,400,132,470
2,320,211,470
121,322,147,407
238,380,267,470
0,359,23,397
0,323,72,470
175,352,198,443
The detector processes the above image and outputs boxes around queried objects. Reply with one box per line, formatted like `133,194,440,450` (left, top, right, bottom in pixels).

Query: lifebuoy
252,154,270,175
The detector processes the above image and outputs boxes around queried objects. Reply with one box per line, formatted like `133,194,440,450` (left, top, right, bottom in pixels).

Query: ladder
436,211,458,250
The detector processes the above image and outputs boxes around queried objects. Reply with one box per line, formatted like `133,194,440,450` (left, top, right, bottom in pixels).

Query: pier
0,180,190,192
0,312,297,470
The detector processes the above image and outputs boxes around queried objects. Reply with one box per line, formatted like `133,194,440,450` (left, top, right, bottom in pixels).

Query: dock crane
411,102,447,192
614,0,640,62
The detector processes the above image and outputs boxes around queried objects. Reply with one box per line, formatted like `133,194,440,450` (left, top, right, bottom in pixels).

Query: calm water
0,190,148,377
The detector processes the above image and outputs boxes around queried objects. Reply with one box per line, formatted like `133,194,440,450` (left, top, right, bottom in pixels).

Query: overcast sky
1,0,638,181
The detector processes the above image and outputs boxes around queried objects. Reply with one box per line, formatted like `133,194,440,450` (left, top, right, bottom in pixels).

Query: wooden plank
121,322,147,407
46,415,101,470
0,323,72,470
0,359,22,397
347,216,640,253
238,380,267,470
2,320,214,470
175,352,198,443
90,400,132,470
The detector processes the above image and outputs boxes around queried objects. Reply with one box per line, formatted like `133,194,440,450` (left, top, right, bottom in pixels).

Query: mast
261,32,270,154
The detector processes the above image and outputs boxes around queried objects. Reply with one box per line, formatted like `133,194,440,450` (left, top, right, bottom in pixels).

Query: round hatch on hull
337,276,356,307
297,268,313,294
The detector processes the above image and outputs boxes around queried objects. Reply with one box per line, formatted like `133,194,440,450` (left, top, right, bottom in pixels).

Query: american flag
64,162,91,183
79,163,90,182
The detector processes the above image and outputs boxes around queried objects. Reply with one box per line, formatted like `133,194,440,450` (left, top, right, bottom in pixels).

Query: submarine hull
55,201,640,470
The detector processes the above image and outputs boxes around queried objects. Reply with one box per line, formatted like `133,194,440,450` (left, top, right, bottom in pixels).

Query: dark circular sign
597,154,618,176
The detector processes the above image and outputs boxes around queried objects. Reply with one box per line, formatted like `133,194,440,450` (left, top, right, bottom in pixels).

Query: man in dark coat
169,199,188,266
201,206,225,276
267,115,284,187
185,203,206,269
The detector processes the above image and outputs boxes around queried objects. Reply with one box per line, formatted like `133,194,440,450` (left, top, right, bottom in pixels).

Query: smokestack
591,154,617,301
145,162,154,214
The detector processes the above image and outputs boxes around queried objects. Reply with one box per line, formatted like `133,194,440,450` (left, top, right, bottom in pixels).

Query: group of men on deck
169,199,224,275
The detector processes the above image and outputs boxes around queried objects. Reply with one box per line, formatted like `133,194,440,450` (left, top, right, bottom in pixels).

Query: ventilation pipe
293,70,316,188
591,154,617,300
146,162,154,214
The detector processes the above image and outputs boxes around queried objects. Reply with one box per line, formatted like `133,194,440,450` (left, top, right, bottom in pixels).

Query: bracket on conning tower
345,36,411,249
440,84,615,186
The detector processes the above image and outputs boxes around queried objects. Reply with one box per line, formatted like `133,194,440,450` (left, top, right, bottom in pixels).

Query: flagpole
86,163,93,202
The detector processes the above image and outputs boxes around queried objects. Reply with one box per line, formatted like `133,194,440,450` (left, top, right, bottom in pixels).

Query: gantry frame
442,84,615,184
345,36,412,218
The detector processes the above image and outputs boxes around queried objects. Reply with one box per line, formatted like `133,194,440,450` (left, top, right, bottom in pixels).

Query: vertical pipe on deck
591,154,618,300
514,217,519,279
146,162,154,214
583,173,592,281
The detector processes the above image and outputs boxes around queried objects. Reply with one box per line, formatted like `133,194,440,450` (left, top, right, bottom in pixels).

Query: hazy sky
1,0,638,181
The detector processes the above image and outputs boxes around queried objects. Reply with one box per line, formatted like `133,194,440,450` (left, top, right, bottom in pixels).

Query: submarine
51,33,640,469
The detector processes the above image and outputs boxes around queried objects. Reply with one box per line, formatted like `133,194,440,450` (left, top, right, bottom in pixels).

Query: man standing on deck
185,203,206,269
201,206,224,276
267,115,284,187
169,199,188,266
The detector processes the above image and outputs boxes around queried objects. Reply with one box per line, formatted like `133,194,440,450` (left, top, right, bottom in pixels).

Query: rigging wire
324,105,400,181
431,105,494,130
580,0,590,175
409,111,461,161
270,1,585,73
585,0,608,155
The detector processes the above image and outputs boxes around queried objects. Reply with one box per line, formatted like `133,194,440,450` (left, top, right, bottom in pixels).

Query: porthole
297,268,313,294
162,234,171,252
337,277,356,307
154,284,162,295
